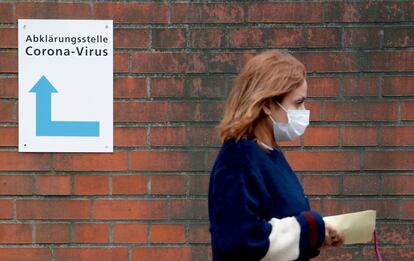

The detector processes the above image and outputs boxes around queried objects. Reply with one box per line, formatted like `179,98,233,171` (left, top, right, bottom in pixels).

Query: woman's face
268,80,308,123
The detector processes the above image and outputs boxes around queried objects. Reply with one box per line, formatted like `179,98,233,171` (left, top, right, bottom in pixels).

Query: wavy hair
219,50,307,143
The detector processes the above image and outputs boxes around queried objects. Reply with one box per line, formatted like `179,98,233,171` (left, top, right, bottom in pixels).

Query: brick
382,175,414,195
171,3,244,23
360,51,414,72
73,175,109,195
365,151,414,170
132,247,191,261
401,101,414,120
131,52,205,73
35,175,70,195
151,224,186,243
295,52,357,73
0,101,15,122
189,223,210,243
188,127,220,146
0,52,16,73
150,175,186,195
298,51,414,72
363,246,414,260
302,175,340,195
188,77,226,98
228,28,265,48
285,151,360,171
115,101,168,122
307,101,322,121
315,247,361,261
303,126,339,146
0,199,13,219
0,175,32,195
35,223,70,244
343,175,380,195
323,1,404,22
278,138,301,148
323,199,399,219
384,26,414,47
342,127,378,146
268,28,304,48
189,175,209,196
197,102,225,121
170,199,208,220
190,28,225,48
0,78,17,98
94,199,168,220
0,127,17,146
402,200,414,220
114,29,148,48
0,28,17,48
0,151,51,171
208,52,255,73
16,3,90,19
309,199,322,213
151,78,185,98
113,223,147,243
207,150,219,170
382,127,414,146
166,102,194,121
94,3,168,23
0,248,51,261
114,127,147,147
383,76,414,96
150,127,186,146
406,1,414,21
17,200,90,220
74,223,109,243
378,223,414,244
248,3,322,23
0,3,13,23
324,101,397,121
131,151,204,171
54,248,129,261
114,77,147,98
307,77,340,97
344,27,382,48
153,28,187,48
0,224,32,244
343,76,378,96
114,53,129,73
306,27,341,48
112,175,147,195
54,151,128,171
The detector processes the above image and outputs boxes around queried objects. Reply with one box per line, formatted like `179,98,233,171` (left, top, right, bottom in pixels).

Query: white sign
18,19,113,152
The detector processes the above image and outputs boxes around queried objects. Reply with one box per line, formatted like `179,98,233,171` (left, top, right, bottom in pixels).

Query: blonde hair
219,50,306,143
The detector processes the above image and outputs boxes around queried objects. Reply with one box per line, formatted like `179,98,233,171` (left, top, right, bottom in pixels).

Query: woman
208,50,344,261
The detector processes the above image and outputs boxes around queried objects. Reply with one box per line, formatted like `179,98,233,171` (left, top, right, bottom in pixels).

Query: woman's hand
323,223,345,247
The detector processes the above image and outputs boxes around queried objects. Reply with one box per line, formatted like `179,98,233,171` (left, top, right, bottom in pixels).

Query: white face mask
269,101,310,141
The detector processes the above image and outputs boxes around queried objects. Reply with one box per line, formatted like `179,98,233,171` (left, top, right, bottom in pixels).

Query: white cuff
260,217,300,261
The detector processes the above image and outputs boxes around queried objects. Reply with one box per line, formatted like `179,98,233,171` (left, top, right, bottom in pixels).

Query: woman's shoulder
213,138,261,169
222,137,260,154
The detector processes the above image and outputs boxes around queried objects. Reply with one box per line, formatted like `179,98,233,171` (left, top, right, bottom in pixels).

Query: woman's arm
261,211,325,260
209,163,325,260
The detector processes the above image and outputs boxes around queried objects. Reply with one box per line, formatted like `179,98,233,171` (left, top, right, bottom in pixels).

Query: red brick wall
0,1,413,260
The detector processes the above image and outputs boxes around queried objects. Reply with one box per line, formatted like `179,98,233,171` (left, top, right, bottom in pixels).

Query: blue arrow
29,75,100,137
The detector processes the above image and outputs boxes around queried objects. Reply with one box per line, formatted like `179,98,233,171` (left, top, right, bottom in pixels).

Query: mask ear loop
268,114,277,124
276,101,288,113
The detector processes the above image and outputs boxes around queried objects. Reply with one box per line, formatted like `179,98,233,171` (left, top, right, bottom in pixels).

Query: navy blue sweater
208,138,325,261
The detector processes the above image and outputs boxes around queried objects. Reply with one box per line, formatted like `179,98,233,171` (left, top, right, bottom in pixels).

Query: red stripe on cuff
303,212,318,250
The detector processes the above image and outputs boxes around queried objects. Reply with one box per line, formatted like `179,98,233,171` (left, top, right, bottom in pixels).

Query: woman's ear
262,99,272,116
